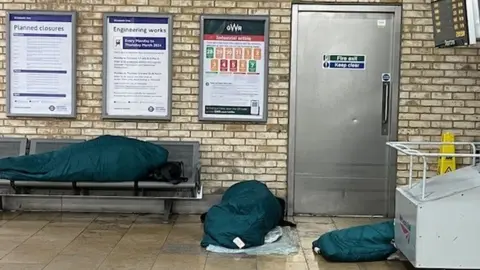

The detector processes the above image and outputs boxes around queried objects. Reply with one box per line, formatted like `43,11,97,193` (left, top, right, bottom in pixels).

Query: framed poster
102,13,173,120
199,15,270,122
6,11,77,118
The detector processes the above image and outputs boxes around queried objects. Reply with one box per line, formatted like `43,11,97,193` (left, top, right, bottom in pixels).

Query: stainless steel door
289,5,401,216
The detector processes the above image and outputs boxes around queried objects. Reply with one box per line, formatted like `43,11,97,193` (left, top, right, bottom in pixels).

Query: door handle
382,81,390,124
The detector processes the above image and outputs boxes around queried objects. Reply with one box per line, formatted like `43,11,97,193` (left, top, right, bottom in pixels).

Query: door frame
287,3,402,217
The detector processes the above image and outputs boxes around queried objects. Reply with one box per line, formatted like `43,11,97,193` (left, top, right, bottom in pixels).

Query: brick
236,1,257,8
224,139,245,145
115,122,137,129
138,6,159,12
126,0,147,4
14,127,37,134
214,0,235,7
169,131,190,137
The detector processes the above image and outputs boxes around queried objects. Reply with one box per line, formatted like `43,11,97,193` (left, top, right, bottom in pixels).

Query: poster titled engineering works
103,14,172,119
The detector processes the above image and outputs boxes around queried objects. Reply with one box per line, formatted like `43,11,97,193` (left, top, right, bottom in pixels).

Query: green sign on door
322,54,367,70
324,55,365,62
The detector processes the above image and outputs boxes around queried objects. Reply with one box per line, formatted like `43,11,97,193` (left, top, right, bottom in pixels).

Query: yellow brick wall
0,0,478,195
398,1,480,183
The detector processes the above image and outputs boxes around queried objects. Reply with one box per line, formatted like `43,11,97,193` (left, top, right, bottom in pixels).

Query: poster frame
198,14,270,122
6,10,77,118
102,12,173,120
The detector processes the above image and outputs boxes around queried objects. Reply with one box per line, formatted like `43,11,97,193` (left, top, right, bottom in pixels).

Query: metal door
288,4,401,217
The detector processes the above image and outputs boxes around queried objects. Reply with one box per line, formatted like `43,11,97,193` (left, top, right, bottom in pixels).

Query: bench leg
0,195,3,211
163,199,173,223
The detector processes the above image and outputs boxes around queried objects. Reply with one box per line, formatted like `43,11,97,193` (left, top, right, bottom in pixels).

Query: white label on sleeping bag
233,237,245,249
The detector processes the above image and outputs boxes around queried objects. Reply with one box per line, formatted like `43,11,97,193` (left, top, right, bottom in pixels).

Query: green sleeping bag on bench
0,135,169,182
201,180,283,249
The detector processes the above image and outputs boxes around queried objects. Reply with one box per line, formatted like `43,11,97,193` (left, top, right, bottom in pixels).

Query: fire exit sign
322,54,366,70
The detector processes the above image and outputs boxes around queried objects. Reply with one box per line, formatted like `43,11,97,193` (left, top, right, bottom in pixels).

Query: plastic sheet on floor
205,226,299,255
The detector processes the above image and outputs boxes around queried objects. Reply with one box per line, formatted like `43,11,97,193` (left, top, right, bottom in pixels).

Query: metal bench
0,138,28,210
3,138,202,222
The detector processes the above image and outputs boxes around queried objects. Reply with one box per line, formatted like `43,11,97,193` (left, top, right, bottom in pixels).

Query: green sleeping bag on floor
0,135,169,182
201,180,283,249
312,220,397,262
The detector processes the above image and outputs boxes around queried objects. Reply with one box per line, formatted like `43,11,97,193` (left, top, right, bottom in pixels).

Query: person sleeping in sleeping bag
199,180,296,249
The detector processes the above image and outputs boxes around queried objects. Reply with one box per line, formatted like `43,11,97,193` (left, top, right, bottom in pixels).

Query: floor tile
0,245,61,264
257,252,306,263
358,261,411,270
358,261,393,270
294,216,333,224
161,222,205,255
296,223,335,238
303,250,318,263
0,212,20,221
135,214,167,224
0,263,47,269
0,216,83,264
0,233,76,264
332,217,374,229
167,223,204,243
152,254,207,270
307,254,361,270
384,261,411,270
126,222,172,238
0,220,49,237
34,223,88,240
206,252,256,259
43,254,106,270
13,212,60,221
97,224,170,270
95,213,138,223
59,230,123,257
174,214,202,223
204,256,256,270
97,252,158,270
299,236,319,250
0,236,27,258
259,261,308,270
257,256,308,270
308,262,361,270
50,212,98,223
87,219,133,232
161,242,206,255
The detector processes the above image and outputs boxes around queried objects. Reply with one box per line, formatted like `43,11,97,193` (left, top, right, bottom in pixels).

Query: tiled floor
0,212,409,270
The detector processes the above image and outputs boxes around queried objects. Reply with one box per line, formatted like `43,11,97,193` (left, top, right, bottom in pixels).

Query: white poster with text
104,15,171,119
200,17,269,122
8,12,75,117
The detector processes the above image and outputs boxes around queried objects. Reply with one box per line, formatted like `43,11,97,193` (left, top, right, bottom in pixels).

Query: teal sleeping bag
0,135,168,182
201,180,283,249
312,220,396,262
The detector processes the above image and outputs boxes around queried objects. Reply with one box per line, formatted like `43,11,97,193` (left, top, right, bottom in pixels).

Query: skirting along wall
0,0,478,199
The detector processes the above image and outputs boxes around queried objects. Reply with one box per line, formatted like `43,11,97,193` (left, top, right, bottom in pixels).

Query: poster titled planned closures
7,12,76,117
199,15,269,122
103,14,172,120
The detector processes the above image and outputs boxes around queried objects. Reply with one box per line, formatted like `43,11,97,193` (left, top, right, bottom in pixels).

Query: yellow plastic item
438,132,456,175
